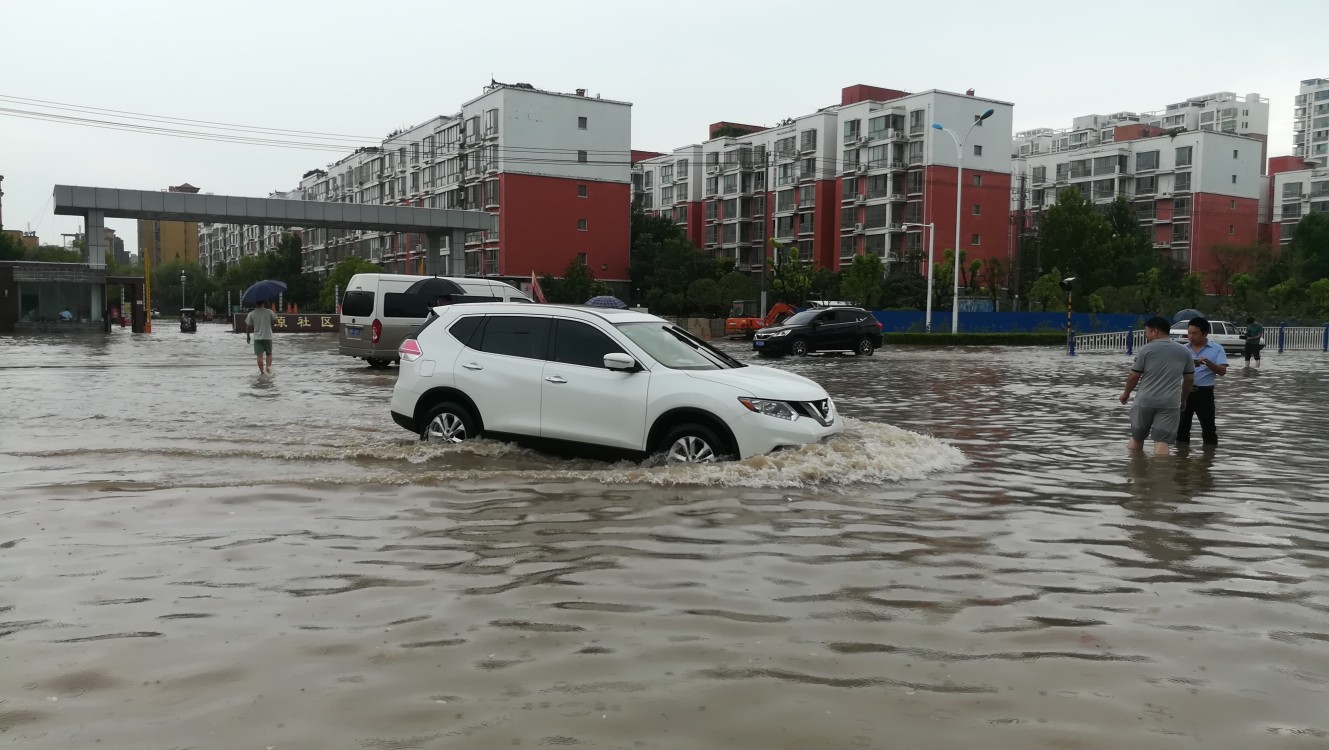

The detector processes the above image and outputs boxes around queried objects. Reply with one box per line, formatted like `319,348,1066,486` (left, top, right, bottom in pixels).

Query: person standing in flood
1120,316,1195,456
1179,316,1228,444
1243,316,1263,369
245,300,278,375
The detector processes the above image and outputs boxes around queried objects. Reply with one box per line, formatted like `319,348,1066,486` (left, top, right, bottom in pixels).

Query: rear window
342,291,374,317
475,315,551,360
383,292,431,319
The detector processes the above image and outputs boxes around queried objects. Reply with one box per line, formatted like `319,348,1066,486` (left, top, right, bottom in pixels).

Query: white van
339,274,532,367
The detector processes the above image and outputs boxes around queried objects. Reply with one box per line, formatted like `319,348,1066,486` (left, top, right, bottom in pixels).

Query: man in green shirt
1242,316,1263,369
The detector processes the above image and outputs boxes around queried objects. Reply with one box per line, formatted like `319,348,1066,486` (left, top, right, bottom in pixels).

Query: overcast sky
0,0,1318,253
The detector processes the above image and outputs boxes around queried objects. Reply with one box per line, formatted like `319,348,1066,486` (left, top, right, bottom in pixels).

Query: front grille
793,398,834,426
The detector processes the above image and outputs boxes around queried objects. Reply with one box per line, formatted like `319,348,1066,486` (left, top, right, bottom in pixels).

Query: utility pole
1013,166,1027,311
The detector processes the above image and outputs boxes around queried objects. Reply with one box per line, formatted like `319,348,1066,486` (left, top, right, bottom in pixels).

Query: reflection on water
1,326,1327,749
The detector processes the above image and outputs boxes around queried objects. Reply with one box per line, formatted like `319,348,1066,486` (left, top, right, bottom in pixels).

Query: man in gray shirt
1119,316,1195,456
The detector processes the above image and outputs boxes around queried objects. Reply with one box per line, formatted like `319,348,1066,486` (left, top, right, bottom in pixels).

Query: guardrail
1071,325,1329,356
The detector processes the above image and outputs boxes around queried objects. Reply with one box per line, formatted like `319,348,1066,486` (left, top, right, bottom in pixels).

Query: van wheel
659,423,728,464
421,402,478,443
789,338,810,357
855,338,875,356
365,358,392,369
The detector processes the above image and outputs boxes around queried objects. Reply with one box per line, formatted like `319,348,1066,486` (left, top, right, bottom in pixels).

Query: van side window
475,316,551,360
448,316,484,347
383,292,431,318
551,320,625,368
342,291,374,317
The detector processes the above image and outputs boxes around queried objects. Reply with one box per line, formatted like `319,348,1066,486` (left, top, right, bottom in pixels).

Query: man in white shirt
245,300,279,375
1178,316,1228,444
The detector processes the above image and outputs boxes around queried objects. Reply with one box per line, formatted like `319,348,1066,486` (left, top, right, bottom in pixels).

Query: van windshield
614,323,745,370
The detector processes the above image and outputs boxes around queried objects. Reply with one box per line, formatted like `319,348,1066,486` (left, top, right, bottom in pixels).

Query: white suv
389,304,844,462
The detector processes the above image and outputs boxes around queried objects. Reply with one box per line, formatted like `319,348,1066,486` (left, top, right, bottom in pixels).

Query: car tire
855,337,875,356
789,338,810,357
365,358,392,369
420,401,478,443
659,423,728,464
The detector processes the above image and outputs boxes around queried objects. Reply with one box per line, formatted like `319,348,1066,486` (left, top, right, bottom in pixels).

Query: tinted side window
383,292,430,319
552,320,625,368
834,310,863,323
448,316,484,347
342,291,374,317
475,316,551,360
816,311,835,324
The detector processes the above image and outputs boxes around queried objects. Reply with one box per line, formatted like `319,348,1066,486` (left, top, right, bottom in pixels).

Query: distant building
2,229,40,250
1294,78,1329,168
138,183,201,266
633,84,1016,277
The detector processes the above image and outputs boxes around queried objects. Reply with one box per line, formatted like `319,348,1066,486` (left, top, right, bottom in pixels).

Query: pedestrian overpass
52,184,494,276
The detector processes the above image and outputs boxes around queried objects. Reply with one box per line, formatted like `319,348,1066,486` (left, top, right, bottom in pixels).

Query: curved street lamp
932,107,995,333
180,270,187,310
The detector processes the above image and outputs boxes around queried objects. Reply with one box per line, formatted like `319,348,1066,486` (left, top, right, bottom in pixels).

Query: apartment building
292,83,631,282
198,189,303,275
1014,92,1269,167
139,183,202,266
1294,78,1329,168
1015,129,1264,280
634,85,1015,277
1271,161,1329,246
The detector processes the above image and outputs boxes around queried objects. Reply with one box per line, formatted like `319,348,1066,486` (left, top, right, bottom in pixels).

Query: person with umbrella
242,280,286,375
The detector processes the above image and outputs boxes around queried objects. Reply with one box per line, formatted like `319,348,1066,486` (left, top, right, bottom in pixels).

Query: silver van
338,273,532,368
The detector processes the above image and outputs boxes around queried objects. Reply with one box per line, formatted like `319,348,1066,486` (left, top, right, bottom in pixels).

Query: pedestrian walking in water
1120,316,1195,456
1179,316,1228,445
1242,316,1263,369
245,300,278,375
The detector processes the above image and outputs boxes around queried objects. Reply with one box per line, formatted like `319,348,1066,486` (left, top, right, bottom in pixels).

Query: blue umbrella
241,279,288,305
585,295,627,309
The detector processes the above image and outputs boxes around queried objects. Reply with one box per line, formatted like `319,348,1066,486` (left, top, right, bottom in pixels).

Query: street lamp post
932,108,995,334
902,222,935,332
180,271,186,311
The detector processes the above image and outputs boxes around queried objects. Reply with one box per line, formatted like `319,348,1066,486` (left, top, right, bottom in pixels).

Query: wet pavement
1,324,1327,749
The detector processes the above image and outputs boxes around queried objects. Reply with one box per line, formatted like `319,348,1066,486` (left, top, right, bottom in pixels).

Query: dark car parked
752,307,883,357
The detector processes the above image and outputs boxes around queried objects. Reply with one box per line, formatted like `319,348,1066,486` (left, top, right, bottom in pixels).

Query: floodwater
1,325,1327,750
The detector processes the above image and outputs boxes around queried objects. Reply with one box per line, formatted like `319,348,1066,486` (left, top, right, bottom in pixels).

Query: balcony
887,161,906,172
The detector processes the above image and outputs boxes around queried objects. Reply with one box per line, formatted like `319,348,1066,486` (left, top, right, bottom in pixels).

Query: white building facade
1294,78,1329,168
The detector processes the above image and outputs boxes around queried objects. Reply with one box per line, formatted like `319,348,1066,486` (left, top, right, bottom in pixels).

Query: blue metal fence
870,311,1143,334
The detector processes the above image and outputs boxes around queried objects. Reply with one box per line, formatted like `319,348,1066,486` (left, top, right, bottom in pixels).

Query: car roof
438,303,664,324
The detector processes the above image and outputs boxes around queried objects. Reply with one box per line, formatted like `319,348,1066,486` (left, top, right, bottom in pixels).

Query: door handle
462,362,483,371
545,375,567,384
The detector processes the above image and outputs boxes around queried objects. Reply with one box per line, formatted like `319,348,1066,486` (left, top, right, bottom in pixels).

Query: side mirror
604,353,638,371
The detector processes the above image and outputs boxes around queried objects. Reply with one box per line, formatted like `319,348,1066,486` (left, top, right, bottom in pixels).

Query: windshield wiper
664,326,744,368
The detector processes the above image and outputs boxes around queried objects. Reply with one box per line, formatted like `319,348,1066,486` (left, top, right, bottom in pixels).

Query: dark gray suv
752,307,884,357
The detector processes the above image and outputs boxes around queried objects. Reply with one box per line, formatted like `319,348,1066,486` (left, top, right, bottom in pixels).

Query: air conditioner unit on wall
854,223,864,232
856,164,868,174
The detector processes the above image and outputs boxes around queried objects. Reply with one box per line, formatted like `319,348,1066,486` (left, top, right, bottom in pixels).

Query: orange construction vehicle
725,300,797,338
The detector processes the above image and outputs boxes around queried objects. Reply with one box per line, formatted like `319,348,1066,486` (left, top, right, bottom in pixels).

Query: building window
973,174,983,187
1175,172,1191,191
578,116,588,130
1137,151,1160,171
577,150,588,163
576,252,587,265
1229,225,1235,236
973,145,983,157
970,234,981,246
577,219,588,231
972,204,981,215
1233,149,1238,159
1232,175,1237,184
1230,199,1237,209
577,185,588,198
1175,146,1193,167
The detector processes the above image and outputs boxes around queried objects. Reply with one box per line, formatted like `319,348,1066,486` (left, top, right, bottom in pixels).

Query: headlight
739,398,798,421
769,329,791,337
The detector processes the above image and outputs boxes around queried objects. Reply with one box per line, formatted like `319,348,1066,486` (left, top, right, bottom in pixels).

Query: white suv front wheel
660,424,727,463
421,402,478,443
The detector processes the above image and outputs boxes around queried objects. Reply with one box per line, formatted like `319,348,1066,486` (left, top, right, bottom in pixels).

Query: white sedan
1169,320,1248,353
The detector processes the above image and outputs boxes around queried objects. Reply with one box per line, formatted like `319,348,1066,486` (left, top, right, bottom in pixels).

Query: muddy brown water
1,326,1327,749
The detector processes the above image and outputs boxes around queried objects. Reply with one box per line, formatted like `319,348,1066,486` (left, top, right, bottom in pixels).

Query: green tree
26,244,84,263
321,256,382,310
840,253,885,308
769,244,813,304
810,267,841,301
1027,267,1064,312
1292,211,1329,283
548,258,609,304
686,278,727,317
879,271,926,310
0,232,25,261
1309,278,1329,318
1179,272,1205,308
717,271,757,306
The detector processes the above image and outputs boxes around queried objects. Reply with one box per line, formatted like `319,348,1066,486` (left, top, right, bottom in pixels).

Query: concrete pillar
449,229,467,276
85,210,106,268
425,232,443,276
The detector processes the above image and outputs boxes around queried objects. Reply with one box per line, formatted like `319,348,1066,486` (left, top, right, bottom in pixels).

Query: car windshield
781,310,821,326
615,322,746,370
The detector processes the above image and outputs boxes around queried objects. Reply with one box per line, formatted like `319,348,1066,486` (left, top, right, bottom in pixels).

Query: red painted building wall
841,85,908,106
813,180,840,269
1189,193,1260,284
920,165,1012,269
499,174,630,280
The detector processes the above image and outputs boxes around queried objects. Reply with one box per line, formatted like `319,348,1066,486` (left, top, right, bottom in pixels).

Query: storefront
0,261,144,333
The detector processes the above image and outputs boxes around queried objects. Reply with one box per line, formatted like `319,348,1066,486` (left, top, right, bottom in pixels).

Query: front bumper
729,407,845,459
752,337,790,354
